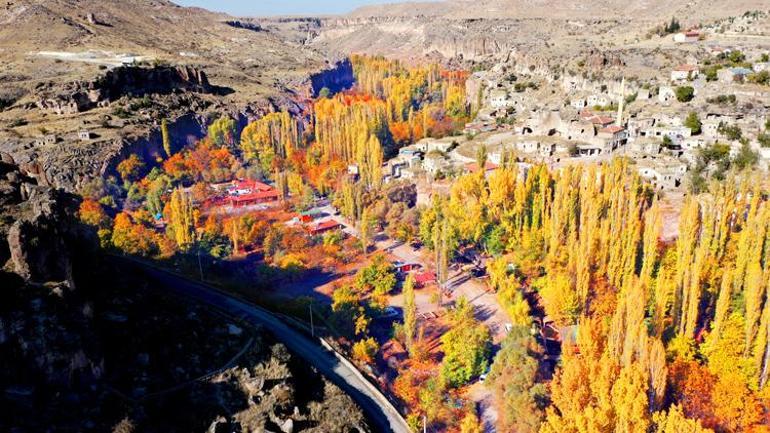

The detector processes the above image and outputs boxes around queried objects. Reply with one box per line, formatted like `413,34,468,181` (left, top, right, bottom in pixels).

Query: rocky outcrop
585,49,626,69
225,20,264,32
0,155,85,287
34,64,221,116
94,65,217,99
7,187,81,286
308,59,355,97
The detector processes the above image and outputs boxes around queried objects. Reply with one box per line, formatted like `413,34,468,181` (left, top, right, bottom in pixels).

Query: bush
759,133,770,148
717,123,742,141
675,86,695,103
748,71,770,85
706,94,736,105
734,142,758,170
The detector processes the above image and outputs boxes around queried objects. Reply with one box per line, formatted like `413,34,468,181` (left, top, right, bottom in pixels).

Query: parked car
381,306,400,319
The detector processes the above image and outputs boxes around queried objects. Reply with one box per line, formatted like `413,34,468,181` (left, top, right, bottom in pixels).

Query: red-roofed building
674,30,700,43
228,189,280,207
671,64,700,81
464,161,499,174
307,219,343,236
598,125,628,150
394,262,422,273
227,179,274,196
590,116,615,127
414,271,437,288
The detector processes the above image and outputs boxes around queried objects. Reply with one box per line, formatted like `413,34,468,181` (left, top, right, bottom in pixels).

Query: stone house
587,94,611,107
489,89,510,109
673,31,700,43
78,130,93,141
658,86,677,104
597,126,628,151
718,67,753,84
671,64,700,82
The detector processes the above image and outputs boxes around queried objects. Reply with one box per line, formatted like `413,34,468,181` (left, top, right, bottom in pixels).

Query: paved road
117,257,410,433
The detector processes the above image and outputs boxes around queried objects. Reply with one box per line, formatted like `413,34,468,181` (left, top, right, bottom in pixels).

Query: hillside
0,0,328,94
350,0,765,21
331,0,770,59
0,0,349,192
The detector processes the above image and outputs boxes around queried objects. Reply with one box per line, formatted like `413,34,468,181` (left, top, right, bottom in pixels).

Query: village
111,25,770,429
381,24,770,199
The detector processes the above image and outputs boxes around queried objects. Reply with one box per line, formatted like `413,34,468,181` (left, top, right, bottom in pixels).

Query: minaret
616,77,625,127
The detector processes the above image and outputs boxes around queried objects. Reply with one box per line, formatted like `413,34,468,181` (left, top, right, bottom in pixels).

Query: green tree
487,326,546,433
359,206,373,254
208,115,236,147
733,142,758,170
675,86,695,103
717,122,742,140
440,296,491,387
684,112,702,135
728,50,746,64
355,254,397,309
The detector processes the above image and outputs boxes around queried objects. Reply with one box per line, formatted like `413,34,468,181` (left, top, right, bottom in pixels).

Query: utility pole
309,304,315,338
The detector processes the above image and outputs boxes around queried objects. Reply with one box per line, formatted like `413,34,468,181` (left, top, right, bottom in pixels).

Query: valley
2,1,770,433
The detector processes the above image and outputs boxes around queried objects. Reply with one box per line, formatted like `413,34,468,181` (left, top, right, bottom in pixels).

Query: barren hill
0,0,328,99
0,0,352,192
350,0,765,21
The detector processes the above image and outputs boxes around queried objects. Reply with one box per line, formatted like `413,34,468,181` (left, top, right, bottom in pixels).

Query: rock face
0,155,84,286
585,49,626,70
93,65,217,100
308,59,355,97
7,188,80,286
35,65,219,116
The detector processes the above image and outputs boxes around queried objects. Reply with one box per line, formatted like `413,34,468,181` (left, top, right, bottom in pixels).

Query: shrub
675,86,695,103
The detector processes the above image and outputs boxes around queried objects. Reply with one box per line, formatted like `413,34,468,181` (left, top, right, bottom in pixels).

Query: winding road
117,257,410,433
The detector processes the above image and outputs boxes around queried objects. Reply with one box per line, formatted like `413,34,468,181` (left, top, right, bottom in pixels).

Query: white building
671,64,700,82
658,86,677,104
489,89,510,109
587,94,611,107
673,31,700,43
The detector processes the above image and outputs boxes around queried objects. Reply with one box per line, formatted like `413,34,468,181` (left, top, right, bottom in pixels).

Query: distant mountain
349,0,765,20
0,0,326,97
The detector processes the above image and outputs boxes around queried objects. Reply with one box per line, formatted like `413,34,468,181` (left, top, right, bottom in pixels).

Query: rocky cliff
0,154,87,287
308,59,355,97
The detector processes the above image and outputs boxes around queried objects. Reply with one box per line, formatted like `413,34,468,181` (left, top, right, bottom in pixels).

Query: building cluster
385,33,770,192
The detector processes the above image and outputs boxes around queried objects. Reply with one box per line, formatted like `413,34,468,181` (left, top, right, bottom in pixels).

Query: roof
414,271,436,284
685,30,700,37
599,125,625,134
309,219,342,233
729,67,752,75
230,179,273,192
465,161,499,173
591,115,615,125
674,64,699,72
229,189,279,203
300,209,323,217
